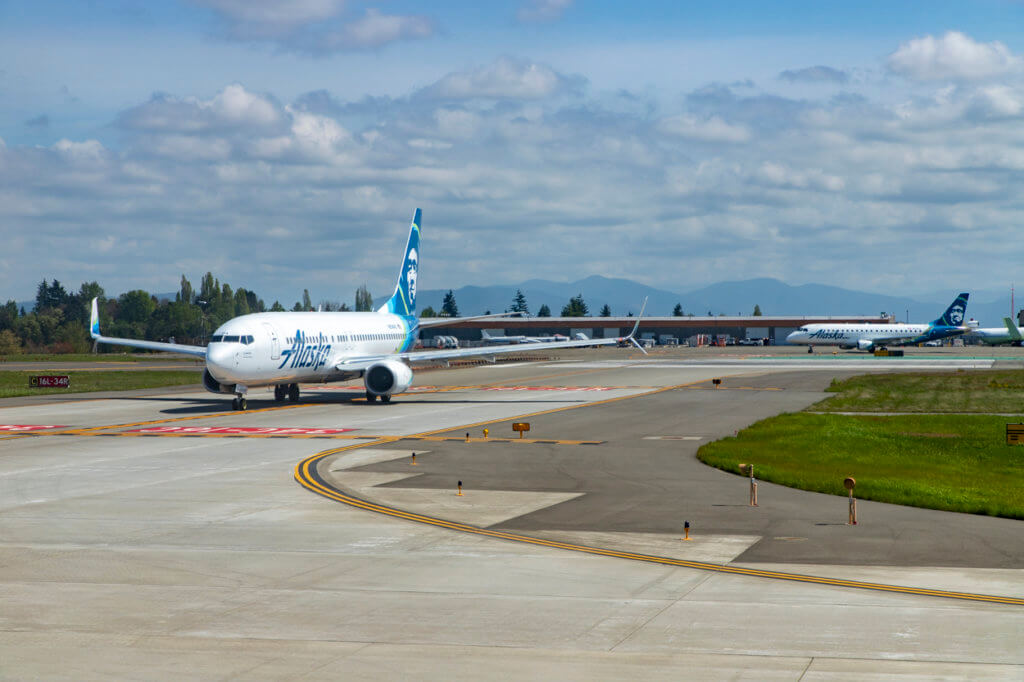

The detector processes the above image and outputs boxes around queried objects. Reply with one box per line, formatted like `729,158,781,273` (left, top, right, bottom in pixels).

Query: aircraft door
263,323,281,360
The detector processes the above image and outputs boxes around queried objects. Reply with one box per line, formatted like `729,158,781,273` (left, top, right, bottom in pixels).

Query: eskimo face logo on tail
406,248,418,305
949,305,965,325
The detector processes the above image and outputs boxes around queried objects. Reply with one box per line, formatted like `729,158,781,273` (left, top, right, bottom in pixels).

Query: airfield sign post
512,422,530,439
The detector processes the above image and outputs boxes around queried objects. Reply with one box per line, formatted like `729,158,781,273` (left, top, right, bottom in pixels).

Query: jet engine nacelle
364,360,414,397
202,369,235,395
857,339,875,351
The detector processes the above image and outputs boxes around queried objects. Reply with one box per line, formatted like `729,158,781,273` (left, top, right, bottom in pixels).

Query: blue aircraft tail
931,292,969,327
377,209,421,317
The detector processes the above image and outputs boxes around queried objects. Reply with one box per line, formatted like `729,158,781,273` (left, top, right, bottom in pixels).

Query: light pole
197,300,208,344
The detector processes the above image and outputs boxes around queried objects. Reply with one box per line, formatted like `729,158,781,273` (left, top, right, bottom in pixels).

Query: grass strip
813,370,1024,413
0,370,202,398
697,412,1024,519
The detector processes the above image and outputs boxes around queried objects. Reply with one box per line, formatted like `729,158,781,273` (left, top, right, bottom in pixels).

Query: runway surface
0,350,1021,679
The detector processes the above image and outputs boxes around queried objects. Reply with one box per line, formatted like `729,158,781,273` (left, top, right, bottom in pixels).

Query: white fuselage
206,311,414,389
970,328,1023,346
786,323,930,349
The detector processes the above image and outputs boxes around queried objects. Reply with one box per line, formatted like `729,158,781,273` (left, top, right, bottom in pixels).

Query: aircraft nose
205,344,234,381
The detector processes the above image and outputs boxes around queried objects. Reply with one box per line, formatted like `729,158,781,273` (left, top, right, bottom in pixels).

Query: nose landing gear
232,396,247,411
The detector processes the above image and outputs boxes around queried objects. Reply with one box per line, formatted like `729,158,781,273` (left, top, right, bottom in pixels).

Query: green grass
698,370,1024,518
813,370,1024,413
0,370,202,398
697,413,1024,518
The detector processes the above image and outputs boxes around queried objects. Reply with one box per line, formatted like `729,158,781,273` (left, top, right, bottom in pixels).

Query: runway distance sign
29,375,70,388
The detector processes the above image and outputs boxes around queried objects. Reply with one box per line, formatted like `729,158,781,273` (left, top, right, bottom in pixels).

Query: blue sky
4,1,1024,309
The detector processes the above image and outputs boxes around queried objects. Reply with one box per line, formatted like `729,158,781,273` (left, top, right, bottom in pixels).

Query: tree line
0,275,381,354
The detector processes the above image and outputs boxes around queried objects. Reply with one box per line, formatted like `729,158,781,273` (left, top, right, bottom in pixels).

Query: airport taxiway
0,350,1021,679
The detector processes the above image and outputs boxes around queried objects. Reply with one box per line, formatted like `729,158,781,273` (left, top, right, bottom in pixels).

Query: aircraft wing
417,312,524,328
338,298,649,371
89,298,207,358
336,334,627,371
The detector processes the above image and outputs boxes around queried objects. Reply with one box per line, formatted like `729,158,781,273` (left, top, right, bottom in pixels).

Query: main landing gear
232,396,248,411
274,384,300,402
364,392,392,404
807,346,814,354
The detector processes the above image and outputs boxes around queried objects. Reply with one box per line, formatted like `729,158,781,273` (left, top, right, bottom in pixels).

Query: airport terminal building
420,314,894,346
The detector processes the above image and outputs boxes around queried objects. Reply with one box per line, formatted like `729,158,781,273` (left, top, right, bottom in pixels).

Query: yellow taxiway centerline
292,380,1024,607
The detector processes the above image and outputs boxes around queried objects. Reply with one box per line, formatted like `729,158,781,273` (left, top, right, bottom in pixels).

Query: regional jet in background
785,293,970,352
481,330,572,344
90,209,646,409
968,317,1023,346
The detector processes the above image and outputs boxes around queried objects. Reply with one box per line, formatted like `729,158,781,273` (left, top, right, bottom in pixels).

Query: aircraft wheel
274,386,284,402
807,346,813,354
232,398,239,410
239,397,247,411
288,384,299,402
366,392,377,403
380,394,391,404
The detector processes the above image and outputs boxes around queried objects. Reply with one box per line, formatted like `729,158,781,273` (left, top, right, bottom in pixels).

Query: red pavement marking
0,425,65,431
128,426,356,435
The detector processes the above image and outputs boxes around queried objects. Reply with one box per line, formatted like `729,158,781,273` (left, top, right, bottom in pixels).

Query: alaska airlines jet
90,209,646,409
969,317,1023,346
785,293,969,351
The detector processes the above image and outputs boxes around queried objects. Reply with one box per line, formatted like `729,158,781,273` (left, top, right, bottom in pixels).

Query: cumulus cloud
517,0,573,23
657,115,751,143
193,0,346,38
779,66,849,84
193,0,434,52
419,57,585,100
887,31,1022,81
119,84,284,134
315,9,433,51
9,37,1024,303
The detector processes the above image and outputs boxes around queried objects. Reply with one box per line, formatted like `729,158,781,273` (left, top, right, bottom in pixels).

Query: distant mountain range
406,276,1016,326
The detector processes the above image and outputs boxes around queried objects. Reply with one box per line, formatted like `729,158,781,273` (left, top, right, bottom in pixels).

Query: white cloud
419,57,584,100
887,31,1022,82
778,65,849,84
120,85,283,134
320,9,433,50
517,0,573,23
193,0,346,37
657,115,751,143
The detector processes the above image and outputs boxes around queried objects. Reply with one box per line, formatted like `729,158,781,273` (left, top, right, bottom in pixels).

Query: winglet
622,297,648,355
90,297,100,339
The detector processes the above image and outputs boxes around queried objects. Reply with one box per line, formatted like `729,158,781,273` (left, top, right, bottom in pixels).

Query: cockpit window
242,335,254,345
210,335,223,342
223,335,240,342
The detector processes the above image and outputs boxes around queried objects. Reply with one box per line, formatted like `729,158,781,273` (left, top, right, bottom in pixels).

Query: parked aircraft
90,209,646,409
480,330,570,344
785,293,969,351
969,317,1023,346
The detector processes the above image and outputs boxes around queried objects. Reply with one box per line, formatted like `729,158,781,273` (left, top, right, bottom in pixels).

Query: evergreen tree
270,301,285,312
421,306,437,317
561,293,589,317
510,289,529,315
537,304,551,317
753,304,763,316
301,289,313,312
673,303,683,316
599,304,611,317
441,290,459,317
178,275,194,304
355,285,373,312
